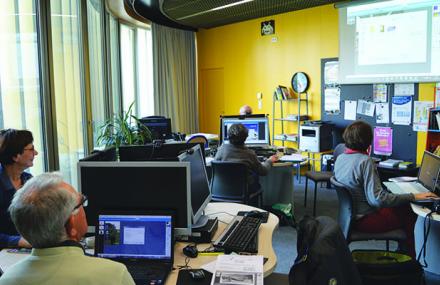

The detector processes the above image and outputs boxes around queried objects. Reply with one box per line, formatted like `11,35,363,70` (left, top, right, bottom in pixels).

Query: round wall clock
291,72,310,93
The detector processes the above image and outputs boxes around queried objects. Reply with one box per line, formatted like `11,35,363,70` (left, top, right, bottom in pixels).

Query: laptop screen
220,116,270,146
418,151,440,192
96,214,172,261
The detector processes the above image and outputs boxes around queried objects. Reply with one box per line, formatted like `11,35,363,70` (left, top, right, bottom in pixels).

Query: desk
0,203,279,284
377,165,419,182
385,182,440,275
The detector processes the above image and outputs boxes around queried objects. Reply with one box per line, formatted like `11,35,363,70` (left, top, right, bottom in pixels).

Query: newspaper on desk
210,255,264,285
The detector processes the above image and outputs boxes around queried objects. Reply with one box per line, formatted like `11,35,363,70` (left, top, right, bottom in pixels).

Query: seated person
239,105,253,116
0,172,135,285
0,129,38,248
215,123,278,193
334,121,437,258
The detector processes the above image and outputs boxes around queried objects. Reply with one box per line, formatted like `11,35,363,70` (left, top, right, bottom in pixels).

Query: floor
270,177,440,284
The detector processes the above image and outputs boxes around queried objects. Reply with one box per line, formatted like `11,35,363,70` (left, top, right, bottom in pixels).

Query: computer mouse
245,210,264,219
189,269,205,280
183,245,198,258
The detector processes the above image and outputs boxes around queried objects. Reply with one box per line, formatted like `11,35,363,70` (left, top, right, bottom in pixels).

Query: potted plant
97,102,152,150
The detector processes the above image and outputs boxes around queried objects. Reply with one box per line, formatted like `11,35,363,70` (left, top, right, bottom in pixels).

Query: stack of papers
379,159,403,168
210,255,263,285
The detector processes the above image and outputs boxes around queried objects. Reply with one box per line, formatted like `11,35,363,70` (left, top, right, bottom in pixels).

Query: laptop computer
386,151,440,196
95,213,173,285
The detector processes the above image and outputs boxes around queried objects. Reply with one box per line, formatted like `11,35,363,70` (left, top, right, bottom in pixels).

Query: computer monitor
418,151,440,193
119,142,206,162
78,161,191,236
139,117,172,140
79,147,117,162
178,144,211,228
220,115,270,146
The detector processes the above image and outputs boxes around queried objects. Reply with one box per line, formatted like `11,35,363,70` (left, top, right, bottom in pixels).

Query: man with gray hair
215,123,278,200
239,105,253,116
0,172,135,285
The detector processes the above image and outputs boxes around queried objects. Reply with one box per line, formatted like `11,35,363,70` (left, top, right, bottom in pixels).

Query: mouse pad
177,269,212,285
237,211,269,223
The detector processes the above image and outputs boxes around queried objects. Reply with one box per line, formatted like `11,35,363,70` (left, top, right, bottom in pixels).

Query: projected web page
339,0,440,83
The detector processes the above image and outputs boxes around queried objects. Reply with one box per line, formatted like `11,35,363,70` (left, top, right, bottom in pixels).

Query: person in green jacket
0,172,135,285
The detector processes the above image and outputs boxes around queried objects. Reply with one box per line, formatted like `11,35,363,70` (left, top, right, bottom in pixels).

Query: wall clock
291,72,310,93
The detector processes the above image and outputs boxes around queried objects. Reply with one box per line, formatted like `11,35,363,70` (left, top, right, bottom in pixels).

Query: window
87,0,106,147
0,0,46,174
50,0,86,186
120,24,154,117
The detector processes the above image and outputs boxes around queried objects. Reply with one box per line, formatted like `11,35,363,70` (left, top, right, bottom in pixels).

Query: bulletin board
320,58,418,162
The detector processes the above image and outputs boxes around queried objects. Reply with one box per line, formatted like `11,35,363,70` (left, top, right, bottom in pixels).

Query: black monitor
78,161,191,236
220,114,270,146
139,117,172,140
178,144,211,228
79,147,117,162
119,142,206,162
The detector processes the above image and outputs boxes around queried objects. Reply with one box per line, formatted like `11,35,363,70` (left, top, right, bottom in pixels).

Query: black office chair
304,143,346,216
210,161,263,207
330,176,407,251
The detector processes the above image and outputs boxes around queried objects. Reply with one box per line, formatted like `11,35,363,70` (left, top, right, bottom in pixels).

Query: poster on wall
373,127,393,156
373,84,388,103
344,100,357,120
391,96,412,125
413,101,433,132
376,103,390,124
324,87,340,114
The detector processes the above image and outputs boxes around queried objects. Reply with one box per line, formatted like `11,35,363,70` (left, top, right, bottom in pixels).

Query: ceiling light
177,0,254,20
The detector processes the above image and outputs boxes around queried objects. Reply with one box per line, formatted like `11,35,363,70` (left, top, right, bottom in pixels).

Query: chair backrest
330,176,355,239
187,135,209,148
210,161,249,202
333,143,346,162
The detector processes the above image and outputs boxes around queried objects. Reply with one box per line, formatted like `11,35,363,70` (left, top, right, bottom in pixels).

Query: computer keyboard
213,216,261,254
394,182,429,194
124,263,165,284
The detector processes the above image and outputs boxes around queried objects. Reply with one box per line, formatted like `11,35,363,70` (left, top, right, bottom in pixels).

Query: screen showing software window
96,215,172,260
339,0,440,83
221,117,269,145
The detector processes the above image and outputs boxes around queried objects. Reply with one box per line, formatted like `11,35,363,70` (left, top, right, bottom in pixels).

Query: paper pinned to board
413,101,433,132
376,103,389,124
344,100,357,120
394,83,415,96
391,96,412,125
324,87,340,114
357,100,375,117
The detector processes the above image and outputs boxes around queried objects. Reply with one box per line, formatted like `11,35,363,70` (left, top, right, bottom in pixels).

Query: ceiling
131,0,347,30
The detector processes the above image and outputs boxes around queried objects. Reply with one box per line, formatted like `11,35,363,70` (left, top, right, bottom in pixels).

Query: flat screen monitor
78,161,191,236
139,117,172,140
80,147,117,162
220,115,270,146
178,144,211,228
418,151,440,193
119,142,206,162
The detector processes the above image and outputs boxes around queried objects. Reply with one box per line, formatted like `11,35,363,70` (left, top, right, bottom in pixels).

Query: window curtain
151,23,197,134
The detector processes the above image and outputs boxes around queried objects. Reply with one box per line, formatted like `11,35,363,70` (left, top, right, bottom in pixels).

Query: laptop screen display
96,215,172,260
418,151,440,192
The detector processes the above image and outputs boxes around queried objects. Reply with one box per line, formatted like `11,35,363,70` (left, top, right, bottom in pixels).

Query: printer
299,121,333,152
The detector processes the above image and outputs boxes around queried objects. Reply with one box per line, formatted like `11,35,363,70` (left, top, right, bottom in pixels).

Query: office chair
330,176,407,251
187,135,209,148
210,161,263,207
303,143,346,216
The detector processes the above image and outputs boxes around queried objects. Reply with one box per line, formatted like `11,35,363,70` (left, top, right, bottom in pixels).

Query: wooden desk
0,202,279,284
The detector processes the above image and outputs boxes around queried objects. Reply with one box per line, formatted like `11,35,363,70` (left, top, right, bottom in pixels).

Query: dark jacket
289,216,362,285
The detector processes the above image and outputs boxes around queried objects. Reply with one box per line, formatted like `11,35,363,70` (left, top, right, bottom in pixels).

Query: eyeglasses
73,194,88,212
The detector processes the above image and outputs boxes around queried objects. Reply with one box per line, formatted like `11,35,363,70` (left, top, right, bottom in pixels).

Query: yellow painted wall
197,4,435,162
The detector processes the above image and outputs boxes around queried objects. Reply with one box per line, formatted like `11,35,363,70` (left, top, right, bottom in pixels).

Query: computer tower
299,122,333,152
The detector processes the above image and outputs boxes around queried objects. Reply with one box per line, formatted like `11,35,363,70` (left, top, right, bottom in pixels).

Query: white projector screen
339,0,440,84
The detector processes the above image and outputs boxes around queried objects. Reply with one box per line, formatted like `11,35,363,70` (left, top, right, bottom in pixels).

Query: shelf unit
272,90,309,146
427,107,440,154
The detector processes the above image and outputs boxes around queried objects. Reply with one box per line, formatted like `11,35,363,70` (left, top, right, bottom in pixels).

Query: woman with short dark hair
335,121,436,257
0,129,38,248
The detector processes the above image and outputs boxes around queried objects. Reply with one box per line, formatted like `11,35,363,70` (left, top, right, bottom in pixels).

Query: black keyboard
213,216,261,253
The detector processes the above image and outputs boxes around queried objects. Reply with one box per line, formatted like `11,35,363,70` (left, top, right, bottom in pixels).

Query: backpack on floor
352,250,425,285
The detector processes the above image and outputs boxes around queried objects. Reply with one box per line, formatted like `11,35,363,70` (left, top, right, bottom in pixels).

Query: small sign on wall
261,20,275,36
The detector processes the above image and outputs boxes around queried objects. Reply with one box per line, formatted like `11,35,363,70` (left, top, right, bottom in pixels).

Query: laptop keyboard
394,182,429,194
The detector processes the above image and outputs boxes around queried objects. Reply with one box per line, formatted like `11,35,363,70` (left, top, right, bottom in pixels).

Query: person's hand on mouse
414,192,439,200
268,154,279,163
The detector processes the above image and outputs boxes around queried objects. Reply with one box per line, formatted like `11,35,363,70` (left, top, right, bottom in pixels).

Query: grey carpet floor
270,177,440,284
